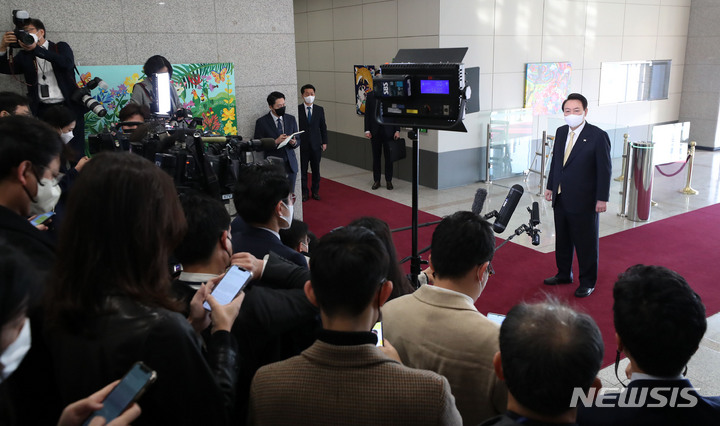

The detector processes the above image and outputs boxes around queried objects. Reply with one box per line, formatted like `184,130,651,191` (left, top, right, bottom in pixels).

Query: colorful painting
524,62,572,115
76,63,236,136
354,65,376,115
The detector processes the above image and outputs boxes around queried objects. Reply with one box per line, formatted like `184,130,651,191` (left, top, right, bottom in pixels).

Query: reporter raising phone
45,152,243,426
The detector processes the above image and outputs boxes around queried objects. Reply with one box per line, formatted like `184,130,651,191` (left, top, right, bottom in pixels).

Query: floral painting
523,62,572,116
354,65,376,115
76,63,236,137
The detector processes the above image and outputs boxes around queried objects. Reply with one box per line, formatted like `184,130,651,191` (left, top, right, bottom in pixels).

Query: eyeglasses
487,262,495,276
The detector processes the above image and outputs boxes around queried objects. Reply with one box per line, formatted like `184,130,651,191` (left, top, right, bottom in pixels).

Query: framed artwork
76,63,237,136
524,62,571,115
354,65,376,115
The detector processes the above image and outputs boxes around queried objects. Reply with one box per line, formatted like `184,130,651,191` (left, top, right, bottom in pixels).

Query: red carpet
303,176,720,367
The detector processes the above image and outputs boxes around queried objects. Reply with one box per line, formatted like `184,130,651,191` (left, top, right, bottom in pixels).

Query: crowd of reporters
1,96,719,425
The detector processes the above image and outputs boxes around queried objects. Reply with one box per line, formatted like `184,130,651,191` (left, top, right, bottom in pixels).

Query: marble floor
312,149,720,396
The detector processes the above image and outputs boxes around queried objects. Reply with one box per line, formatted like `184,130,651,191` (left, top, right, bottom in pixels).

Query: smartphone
30,211,55,226
203,265,252,310
487,313,506,325
83,362,157,426
372,321,384,347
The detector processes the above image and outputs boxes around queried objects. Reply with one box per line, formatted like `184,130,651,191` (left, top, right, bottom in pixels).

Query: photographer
129,55,181,115
0,16,85,160
117,103,150,134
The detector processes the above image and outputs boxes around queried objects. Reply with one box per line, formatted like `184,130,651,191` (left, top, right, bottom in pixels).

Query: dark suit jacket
0,205,55,276
297,103,327,152
254,112,300,173
230,220,308,269
364,91,399,141
577,379,720,425
546,122,612,214
0,41,80,116
249,339,463,425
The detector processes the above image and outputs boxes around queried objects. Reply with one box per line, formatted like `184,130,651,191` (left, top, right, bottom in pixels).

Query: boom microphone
200,136,276,151
492,184,524,233
471,188,488,216
530,201,540,226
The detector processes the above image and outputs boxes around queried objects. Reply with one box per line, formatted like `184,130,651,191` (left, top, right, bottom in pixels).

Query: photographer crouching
0,13,86,161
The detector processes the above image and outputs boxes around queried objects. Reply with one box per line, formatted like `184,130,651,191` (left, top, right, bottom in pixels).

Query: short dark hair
25,18,45,36
233,162,289,225
175,190,231,266
0,116,62,180
500,300,603,416
118,103,151,122
0,91,29,115
143,55,173,78
300,84,315,95
309,227,389,317
280,219,309,250
562,93,588,111
348,216,414,299
614,264,706,376
40,105,75,129
431,211,495,280
0,243,38,333
46,152,187,330
267,91,285,107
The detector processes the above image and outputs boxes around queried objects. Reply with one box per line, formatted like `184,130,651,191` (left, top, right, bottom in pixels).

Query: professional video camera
10,10,35,48
71,77,108,117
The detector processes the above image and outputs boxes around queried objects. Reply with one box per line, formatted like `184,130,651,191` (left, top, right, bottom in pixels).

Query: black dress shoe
574,286,595,298
312,193,320,200
543,276,573,285
386,181,393,190
372,181,381,190
302,194,309,202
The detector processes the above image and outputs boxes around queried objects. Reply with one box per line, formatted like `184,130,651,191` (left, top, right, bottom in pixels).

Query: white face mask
279,201,293,230
564,113,584,129
0,318,31,383
29,178,62,215
60,131,74,145
303,95,315,105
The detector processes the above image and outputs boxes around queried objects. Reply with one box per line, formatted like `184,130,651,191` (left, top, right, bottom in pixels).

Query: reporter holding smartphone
44,152,244,426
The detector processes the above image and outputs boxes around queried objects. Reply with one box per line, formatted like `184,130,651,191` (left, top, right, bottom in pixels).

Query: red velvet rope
655,154,692,177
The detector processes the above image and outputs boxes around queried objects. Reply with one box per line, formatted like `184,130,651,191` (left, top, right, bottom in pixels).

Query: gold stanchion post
680,141,699,195
614,133,629,181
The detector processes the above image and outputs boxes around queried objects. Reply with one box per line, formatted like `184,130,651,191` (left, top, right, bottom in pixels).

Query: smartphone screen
30,211,55,226
203,265,252,310
372,321,383,347
83,362,156,426
487,313,506,325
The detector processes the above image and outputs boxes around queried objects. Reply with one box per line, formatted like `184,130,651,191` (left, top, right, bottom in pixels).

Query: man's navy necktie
307,106,312,123
276,118,283,134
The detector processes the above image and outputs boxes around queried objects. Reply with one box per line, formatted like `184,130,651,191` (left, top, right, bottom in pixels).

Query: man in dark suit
231,162,307,268
249,226,462,425
364,90,400,190
480,300,603,426
0,19,86,159
254,91,300,192
544,93,611,298
297,84,328,202
577,265,720,425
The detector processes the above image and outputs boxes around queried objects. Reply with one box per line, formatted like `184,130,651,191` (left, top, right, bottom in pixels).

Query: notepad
277,130,304,149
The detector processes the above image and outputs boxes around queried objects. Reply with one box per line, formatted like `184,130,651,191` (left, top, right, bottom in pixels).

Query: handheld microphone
492,184,524,233
471,188,488,216
530,201,540,226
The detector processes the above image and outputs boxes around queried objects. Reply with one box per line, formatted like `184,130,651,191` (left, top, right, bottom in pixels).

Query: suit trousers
371,138,393,182
300,147,322,196
553,194,599,288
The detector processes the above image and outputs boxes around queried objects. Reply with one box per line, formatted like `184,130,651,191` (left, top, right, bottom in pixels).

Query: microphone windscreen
259,138,277,150
531,201,540,226
492,184,524,233
471,188,488,216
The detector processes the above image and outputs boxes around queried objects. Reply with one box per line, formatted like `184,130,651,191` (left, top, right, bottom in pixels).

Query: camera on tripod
71,77,108,117
10,10,36,48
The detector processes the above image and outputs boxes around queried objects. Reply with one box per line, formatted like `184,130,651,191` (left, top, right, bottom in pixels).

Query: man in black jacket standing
364,90,400,190
0,18,86,159
297,84,328,201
